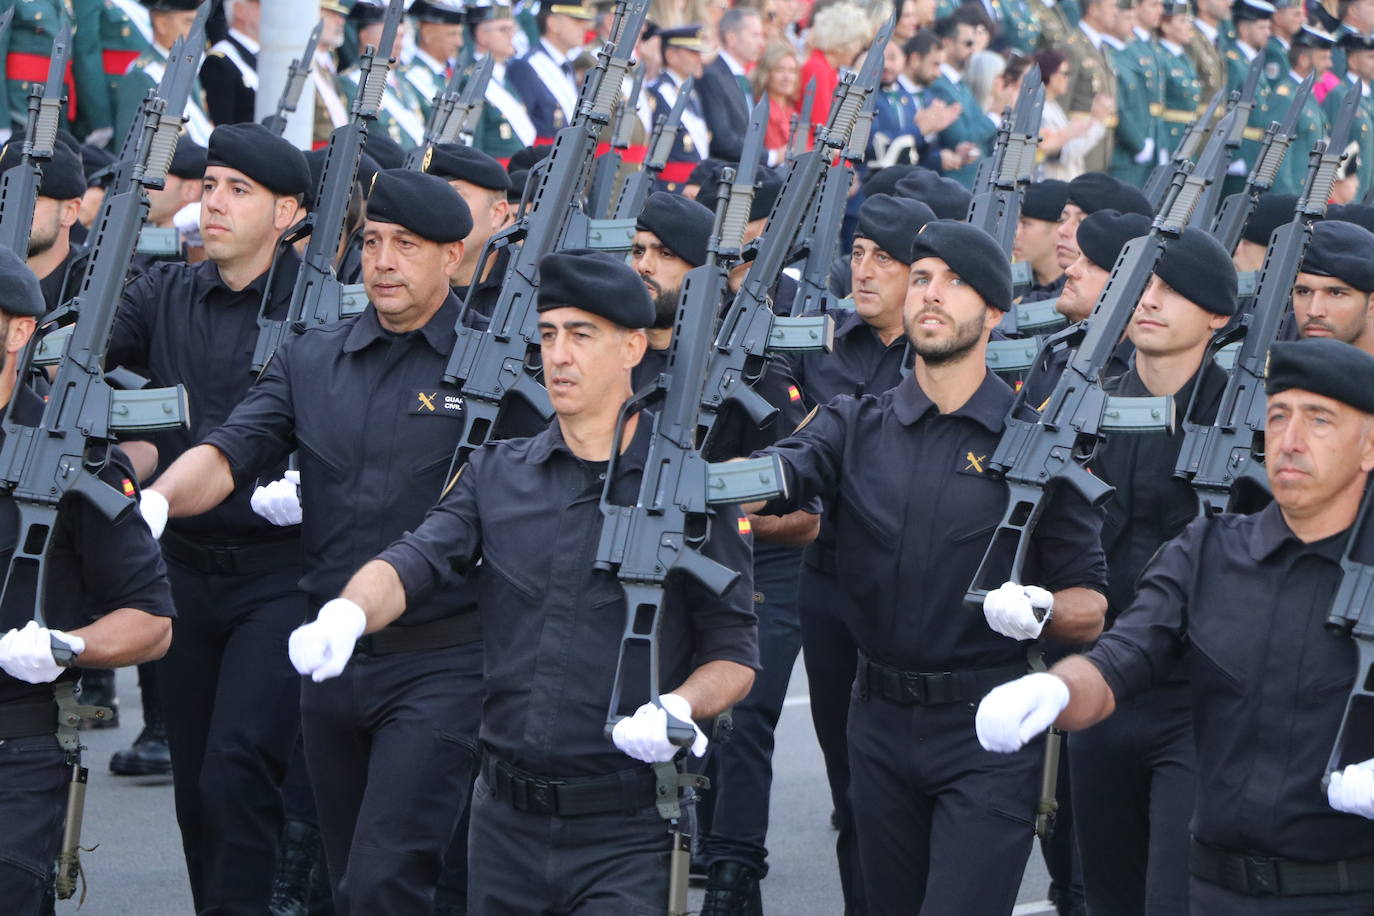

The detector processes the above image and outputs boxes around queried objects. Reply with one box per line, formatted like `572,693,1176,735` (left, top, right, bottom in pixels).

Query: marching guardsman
1325,30,1374,198
0,141,88,311
1188,0,1229,113
0,245,176,916
645,25,709,193
71,0,154,148
1328,0,1374,79
0,0,77,142
343,0,428,149
468,0,535,162
1062,0,1119,174
1272,24,1332,195
1223,0,1275,183
114,0,212,145
201,0,259,125
1110,0,1166,185
997,0,1041,55
402,0,466,118
505,0,593,142
1157,0,1201,160
311,0,351,148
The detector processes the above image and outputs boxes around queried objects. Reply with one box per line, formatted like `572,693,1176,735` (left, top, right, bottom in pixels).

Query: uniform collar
204,247,300,304
1161,38,1184,54
342,290,461,356
890,367,1012,432
833,308,906,350
1247,501,1350,562
1194,19,1218,43
1079,20,1106,49
414,47,448,75
526,403,653,476
228,29,261,55
939,62,963,84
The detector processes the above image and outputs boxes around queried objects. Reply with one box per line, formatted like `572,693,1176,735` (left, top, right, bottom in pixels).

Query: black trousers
0,734,66,915
1190,876,1374,914
701,546,804,877
1070,681,1195,915
467,772,680,915
160,558,305,916
848,689,1041,915
301,642,482,916
797,559,865,913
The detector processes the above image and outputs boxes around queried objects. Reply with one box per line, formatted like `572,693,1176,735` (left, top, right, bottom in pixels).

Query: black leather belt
1191,838,1374,897
480,751,660,817
161,529,301,576
858,653,1026,706
353,611,482,656
0,697,57,739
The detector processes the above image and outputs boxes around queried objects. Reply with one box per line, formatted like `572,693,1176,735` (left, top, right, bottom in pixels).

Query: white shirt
1079,20,1106,50
228,29,260,55
1194,19,1219,44
1160,39,1184,56
718,49,746,77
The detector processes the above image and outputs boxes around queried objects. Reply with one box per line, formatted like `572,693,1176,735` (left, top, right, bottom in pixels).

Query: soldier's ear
5,317,35,356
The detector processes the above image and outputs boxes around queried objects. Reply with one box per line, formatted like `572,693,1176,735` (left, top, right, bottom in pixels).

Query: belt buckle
1243,855,1280,896
900,673,926,704
527,776,557,815
208,545,237,576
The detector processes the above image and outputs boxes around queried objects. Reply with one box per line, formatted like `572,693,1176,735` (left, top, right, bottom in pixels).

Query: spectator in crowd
1035,47,1114,180
800,2,872,130
753,39,806,160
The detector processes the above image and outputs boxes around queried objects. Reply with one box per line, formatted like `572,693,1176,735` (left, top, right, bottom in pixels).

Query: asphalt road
66,662,1054,915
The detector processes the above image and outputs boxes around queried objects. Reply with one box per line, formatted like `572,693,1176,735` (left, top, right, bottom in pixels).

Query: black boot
270,820,322,916
699,862,764,916
109,719,172,775
77,669,119,729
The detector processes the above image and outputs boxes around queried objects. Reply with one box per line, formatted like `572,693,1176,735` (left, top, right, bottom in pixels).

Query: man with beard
0,142,90,312
1292,219,1374,356
632,189,816,914
744,220,1107,913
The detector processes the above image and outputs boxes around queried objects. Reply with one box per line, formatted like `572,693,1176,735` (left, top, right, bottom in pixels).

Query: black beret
0,246,46,317
79,143,116,187
349,0,388,25
0,142,86,200
697,166,782,222
1077,209,1151,271
168,135,207,180
506,168,531,203
1266,338,1374,413
366,168,473,242
355,150,382,196
862,164,917,200
1242,192,1297,246
894,169,972,221
537,248,655,328
1327,203,1374,234
909,220,1012,311
636,191,714,267
686,158,724,187
363,132,405,171
425,143,512,191
1155,227,1238,315
1232,0,1274,20
1300,219,1374,291
507,143,554,173
1021,179,1071,222
1067,171,1152,216
207,123,311,197
856,194,936,265
410,0,466,23
55,130,82,159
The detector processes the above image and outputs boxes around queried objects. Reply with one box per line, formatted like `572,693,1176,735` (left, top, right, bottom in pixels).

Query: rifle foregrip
721,191,754,252
1164,178,1204,228
145,117,180,185
1254,136,1289,188
33,104,59,154
359,65,388,117
591,65,624,119
1309,159,1341,213
830,90,864,147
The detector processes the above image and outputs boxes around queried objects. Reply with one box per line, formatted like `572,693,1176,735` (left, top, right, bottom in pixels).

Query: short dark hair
719,6,761,40
904,30,939,57
932,15,962,39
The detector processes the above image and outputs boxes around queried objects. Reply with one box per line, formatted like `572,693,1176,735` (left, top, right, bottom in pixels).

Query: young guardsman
748,220,1108,914
290,249,759,913
0,247,175,914
978,336,1374,912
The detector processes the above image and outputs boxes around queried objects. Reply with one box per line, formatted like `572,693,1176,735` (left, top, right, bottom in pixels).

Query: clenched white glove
611,692,708,763
1133,138,1155,165
288,599,366,682
251,470,302,526
0,621,85,684
139,489,169,540
84,127,114,149
983,581,1054,640
177,202,203,248
1328,759,1374,819
976,672,1069,753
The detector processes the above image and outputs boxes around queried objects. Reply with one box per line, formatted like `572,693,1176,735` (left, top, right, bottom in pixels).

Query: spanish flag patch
787,385,801,402
737,516,752,536
121,478,136,497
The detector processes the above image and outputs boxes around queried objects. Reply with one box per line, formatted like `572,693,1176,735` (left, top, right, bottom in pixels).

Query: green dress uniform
473,60,533,162
927,64,999,187
1060,0,1082,26
1224,42,1273,171
1265,34,1290,87
341,68,427,149
1271,69,1327,194
1158,38,1202,158
71,0,150,144
0,0,77,137
1029,0,1072,51
998,0,1040,54
1063,22,1117,174
114,42,213,146
1110,31,1166,185
1330,22,1358,79
401,48,448,119
1323,74,1374,198
1188,20,1227,111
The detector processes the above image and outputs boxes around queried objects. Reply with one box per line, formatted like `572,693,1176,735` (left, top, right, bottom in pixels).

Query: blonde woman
799,2,871,130
752,39,805,159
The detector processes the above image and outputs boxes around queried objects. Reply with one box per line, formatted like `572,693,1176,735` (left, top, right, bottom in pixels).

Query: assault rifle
1210,71,1315,254
1190,55,1264,231
963,111,1236,604
1143,89,1222,211
251,0,405,372
608,76,692,220
1174,83,1360,515
0,20,68,257
785,77,816,161
403,54,496,170
1323,481,1374,784
262,20,322,137
587,66,643,219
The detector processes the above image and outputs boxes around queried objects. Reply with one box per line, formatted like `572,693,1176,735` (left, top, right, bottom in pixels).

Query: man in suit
506,0,594,141
700,7,764,162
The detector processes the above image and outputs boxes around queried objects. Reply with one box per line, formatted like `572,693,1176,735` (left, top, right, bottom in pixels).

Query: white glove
982,581,1054,640
1227,157,1248,176
1328,759,1374,819
611,692,708,763
288,598,367,682
139,489,169,540
251,470,302,527
177,202,204,247
976,672,1069,753
84,127,114,149
0,621,85,684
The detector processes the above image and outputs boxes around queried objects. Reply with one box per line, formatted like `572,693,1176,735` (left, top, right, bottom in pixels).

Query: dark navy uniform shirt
377,412,759,778
108,252,302,546
0,388,175,707
1088,503,1374,862
757,370,1107,672
452,244,512,320
788,308,908,410
201,292,519,620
